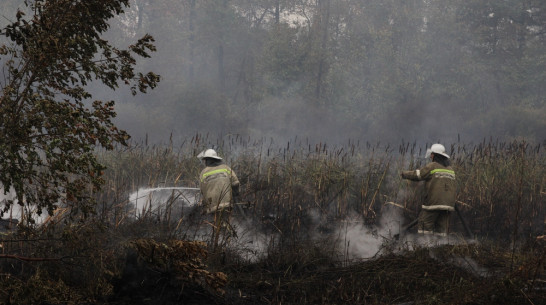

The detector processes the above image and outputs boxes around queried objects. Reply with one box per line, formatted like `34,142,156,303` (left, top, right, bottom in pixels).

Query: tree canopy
1,0,544,222
101,0,546,145
0,0,159,221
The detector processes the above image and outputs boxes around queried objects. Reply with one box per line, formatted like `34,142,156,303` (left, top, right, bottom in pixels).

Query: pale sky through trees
3,0,546,146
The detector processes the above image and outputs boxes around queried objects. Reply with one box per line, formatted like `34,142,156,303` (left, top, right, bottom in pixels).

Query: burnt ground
105,238,545,305
0,224,544,305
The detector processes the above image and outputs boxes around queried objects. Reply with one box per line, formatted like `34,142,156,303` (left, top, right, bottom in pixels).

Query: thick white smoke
128,187,200,218
336,204,405,260
0,186,50,225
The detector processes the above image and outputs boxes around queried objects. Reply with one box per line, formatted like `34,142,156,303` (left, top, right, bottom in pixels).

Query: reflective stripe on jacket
199,164,239,213
402,162,456,211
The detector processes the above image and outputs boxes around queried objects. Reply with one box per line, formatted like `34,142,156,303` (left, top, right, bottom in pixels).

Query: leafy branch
0,0,160,222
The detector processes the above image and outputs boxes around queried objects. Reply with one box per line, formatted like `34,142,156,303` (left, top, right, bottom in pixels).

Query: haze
4,0,546,146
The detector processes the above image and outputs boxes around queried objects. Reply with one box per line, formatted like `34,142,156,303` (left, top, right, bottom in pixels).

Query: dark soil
106,240,546,305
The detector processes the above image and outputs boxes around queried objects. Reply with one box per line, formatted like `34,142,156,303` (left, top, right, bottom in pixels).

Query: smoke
336,205,405,260
128,187,200,219
229,218,279,263
0,186,50,224
244,96,362,146
333,203,478,261
221,205,407,262
3,1,545,149
121,186,478,265
0,187,19,219
448,255,490,277
337,221,383,259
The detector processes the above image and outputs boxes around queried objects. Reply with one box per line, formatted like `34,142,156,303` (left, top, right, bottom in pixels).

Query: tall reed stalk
93,136,545,248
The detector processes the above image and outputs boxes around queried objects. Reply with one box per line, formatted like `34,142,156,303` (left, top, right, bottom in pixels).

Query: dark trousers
418,210,450,235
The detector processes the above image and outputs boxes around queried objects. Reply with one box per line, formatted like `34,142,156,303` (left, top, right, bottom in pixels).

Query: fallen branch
384,201,406,209
384,201,415,214
456,200,472,208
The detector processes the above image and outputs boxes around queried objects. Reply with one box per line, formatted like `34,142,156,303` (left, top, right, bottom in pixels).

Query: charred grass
0,135,545,304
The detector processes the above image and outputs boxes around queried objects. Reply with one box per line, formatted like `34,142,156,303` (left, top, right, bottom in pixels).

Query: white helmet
426,143,450,159
197,148,222,160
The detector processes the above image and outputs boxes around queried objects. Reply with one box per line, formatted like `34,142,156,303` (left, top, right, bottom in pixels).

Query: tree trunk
218,44,225,90
275,0,280,24
136,0,145,31
189,0,196,79
315,0,330,102
217,0,228,91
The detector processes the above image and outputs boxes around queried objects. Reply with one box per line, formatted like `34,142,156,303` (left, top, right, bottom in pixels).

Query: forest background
3,0,545,146
0,1,545,304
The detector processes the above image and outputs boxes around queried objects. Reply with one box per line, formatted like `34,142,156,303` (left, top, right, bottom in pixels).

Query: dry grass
0,135,544,304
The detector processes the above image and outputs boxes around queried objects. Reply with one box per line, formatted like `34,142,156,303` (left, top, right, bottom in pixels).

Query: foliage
65,0,546,144
94,136,545,244
5,0,545,143
0,137,545,304
0,0,159,222
0,225,543,304
0,0,545,302
129,238,228,295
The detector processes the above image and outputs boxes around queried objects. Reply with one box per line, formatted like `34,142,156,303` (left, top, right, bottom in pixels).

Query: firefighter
197,148,240,249
401,144,456,236
197,148,240,214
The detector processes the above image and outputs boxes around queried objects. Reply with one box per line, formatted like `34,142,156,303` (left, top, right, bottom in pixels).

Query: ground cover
0,137,544,304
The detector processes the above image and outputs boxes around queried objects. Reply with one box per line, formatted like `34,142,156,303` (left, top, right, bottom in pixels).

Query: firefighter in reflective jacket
401,144,456,235
197,149,240,214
